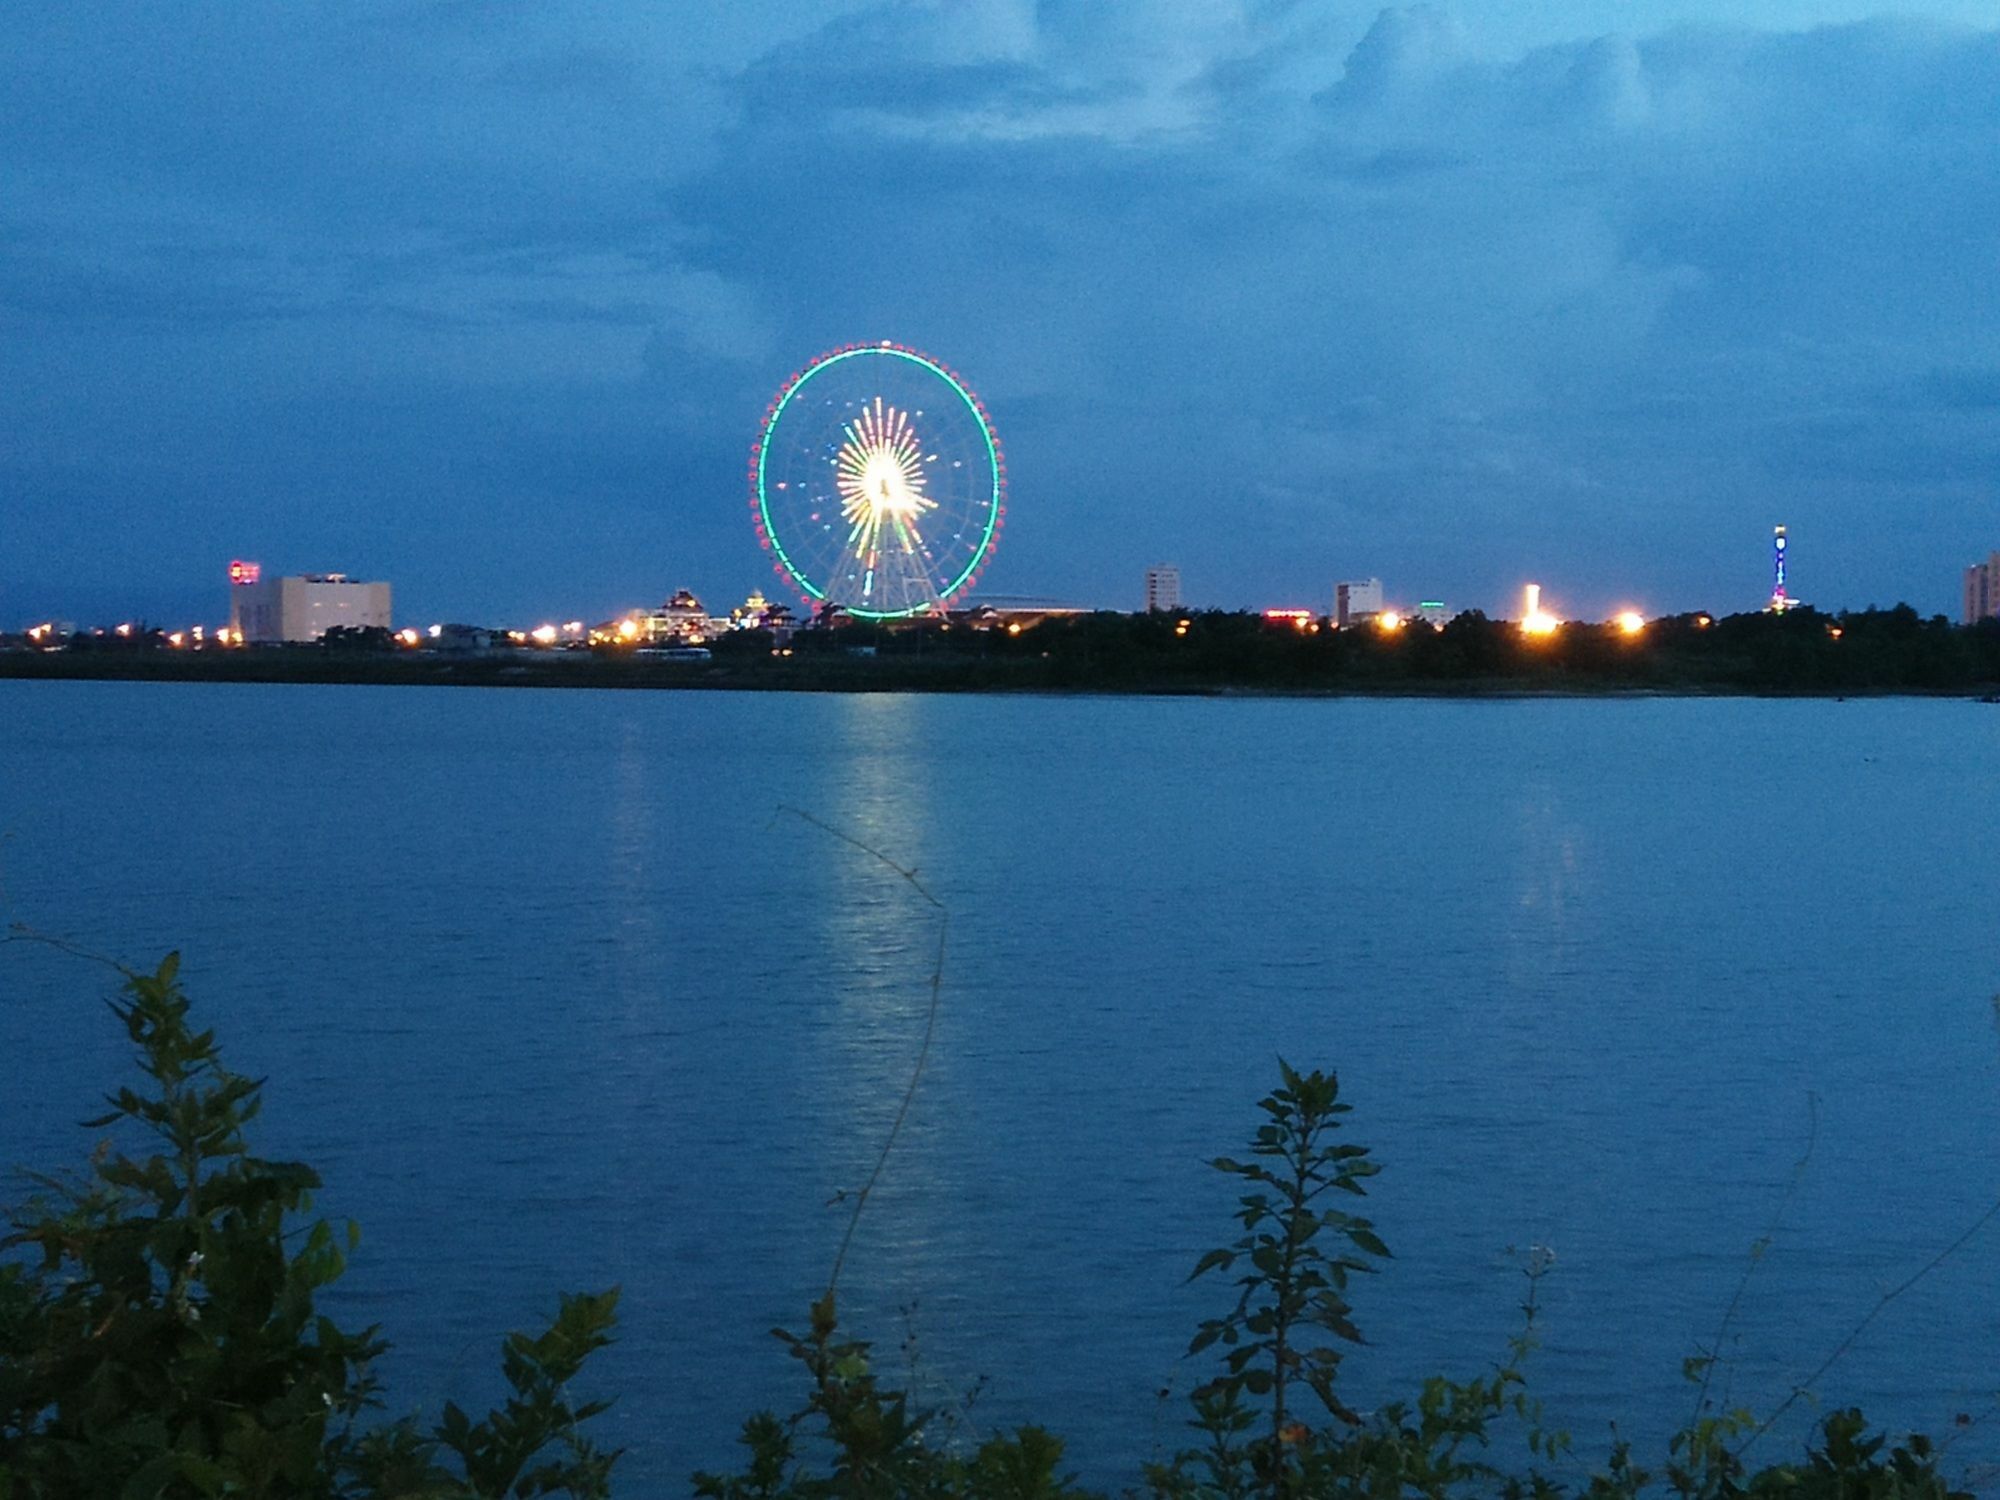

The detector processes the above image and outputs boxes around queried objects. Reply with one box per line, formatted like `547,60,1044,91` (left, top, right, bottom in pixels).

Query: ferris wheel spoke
874,536,940,608
844,516,878,572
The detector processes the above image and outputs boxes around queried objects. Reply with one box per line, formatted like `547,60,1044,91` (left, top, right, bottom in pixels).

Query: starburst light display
835,398,937,581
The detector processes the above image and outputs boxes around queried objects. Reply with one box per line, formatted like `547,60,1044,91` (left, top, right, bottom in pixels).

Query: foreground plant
0,951,1982,1498
1146,1064,1568,1500
1189,1063,1387,1440
692,1289,1093,1500
0,951,620,1498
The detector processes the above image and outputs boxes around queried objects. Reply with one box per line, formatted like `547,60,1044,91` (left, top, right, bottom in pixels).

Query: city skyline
16,516,1994,640
4,3,1998,627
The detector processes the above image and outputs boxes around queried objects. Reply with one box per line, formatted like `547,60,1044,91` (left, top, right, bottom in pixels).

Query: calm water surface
3,682,1999,1489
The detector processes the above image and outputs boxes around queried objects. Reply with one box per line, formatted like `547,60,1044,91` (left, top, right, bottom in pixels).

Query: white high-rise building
1335,578,1383,628
234,573,393,643
1145,565,1182,613
1964,552,2000,624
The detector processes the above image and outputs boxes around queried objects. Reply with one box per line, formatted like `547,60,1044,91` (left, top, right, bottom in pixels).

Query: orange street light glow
617,618,639,641
531,624,559,645
1616,611,1645,636
1376,611,1403,632
1520,583,1560,637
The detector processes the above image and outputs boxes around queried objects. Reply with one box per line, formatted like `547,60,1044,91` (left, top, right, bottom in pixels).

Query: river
3,681,1997,1489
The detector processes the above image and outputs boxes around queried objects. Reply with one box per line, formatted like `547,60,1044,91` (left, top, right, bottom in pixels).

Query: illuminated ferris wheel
750,343,1005,618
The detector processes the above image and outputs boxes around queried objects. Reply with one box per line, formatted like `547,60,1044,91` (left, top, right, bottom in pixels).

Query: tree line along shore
4,605,1999,696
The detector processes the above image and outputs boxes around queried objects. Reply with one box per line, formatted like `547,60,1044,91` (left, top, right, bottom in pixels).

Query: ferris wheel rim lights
750,343,1005,620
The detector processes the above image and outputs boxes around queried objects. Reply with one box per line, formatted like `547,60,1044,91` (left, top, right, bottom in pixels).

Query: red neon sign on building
228,560,261,586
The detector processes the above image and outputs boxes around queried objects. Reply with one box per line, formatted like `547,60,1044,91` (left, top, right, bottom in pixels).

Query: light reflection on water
2,684,1999,1491
806,693,963,1350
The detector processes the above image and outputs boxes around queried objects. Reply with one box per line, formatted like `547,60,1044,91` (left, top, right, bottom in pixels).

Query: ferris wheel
750,342,1005,618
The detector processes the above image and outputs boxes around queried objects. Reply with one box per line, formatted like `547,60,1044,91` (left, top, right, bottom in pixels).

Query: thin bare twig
1935,1396,2000,1461
1738,1191,2000,1457
1,924,134,978
1691,1091,1818,1427
775,806,949,1301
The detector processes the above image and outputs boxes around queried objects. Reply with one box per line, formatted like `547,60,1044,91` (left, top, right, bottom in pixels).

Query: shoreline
4,651,1997,700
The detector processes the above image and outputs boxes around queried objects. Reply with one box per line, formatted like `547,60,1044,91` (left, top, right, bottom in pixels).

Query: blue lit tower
1769,525,1790,612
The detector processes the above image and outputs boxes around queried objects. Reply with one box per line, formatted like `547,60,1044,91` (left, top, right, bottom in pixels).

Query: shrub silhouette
0,957,1977,1498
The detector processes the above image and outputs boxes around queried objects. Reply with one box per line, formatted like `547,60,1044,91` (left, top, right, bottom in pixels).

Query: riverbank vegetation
5,606,1999,697
0,955,1980,1497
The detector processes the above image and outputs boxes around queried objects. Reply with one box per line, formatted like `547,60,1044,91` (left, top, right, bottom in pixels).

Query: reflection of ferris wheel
750,342,1005,618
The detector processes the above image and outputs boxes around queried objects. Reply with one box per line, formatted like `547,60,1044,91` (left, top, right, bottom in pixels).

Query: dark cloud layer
3,2,1996,625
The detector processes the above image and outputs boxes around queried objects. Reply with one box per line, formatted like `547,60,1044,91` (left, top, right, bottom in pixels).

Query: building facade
1144,565,1181,613
1335,578,1383,628
642,589,710,642
234,573,393,643
1967,553,2000,625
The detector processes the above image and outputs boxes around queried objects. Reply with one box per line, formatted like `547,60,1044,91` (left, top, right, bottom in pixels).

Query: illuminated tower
1519,582,1557,635
1769,525,1790,612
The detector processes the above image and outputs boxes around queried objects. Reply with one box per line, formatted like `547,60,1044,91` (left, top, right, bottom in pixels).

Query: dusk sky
5,1,1998,628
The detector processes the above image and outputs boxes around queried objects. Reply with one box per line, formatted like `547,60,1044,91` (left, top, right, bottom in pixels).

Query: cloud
1325,5,1472,110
